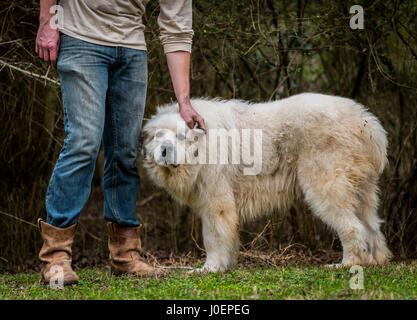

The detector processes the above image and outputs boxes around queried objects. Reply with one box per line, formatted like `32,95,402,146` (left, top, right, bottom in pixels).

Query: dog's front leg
196,204,239,273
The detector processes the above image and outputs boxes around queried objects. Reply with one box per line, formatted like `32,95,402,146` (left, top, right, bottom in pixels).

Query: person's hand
35,18,60,67
179,100,206,132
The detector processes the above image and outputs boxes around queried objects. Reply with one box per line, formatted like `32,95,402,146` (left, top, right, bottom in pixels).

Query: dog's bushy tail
362,110,388,175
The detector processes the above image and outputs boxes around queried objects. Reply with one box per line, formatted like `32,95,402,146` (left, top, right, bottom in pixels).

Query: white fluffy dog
141,93,391,272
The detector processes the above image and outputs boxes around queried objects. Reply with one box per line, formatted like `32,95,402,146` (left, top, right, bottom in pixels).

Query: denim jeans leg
102,49,148,226
46,34,111,228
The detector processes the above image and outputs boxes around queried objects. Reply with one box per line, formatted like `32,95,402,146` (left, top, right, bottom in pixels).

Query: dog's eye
176,133,186,141
155,130,165,138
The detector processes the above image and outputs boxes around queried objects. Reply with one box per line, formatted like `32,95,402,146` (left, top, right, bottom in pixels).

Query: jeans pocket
59,32,97,52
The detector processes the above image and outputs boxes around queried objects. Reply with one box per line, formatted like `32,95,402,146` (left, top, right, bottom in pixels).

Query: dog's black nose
161,141,173,158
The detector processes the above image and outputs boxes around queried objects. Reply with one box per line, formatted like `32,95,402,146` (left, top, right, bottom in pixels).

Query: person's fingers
185,117,194,129
197,116,206,132
180,107,205,130
35,42,39,54
193,115,206,132
49,44,58,67
38,45,44,60
42,45,50,62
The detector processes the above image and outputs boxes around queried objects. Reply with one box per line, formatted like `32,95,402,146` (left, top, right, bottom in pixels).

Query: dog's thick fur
141,93,392,272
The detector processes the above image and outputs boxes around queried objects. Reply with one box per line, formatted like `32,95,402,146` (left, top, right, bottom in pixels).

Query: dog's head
140,107,206,169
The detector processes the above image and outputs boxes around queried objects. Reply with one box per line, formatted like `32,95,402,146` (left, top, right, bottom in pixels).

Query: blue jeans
46,33,147,228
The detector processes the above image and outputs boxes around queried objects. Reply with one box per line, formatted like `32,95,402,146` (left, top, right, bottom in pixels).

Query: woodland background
0,0,416,271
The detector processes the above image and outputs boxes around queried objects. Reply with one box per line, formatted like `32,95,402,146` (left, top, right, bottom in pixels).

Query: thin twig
0,210,37,228
191,214,205,252
248,219,271,250
0,39,22,46
0,59,60,86
157,265,194,270
78,223,103,242
137,192,161,206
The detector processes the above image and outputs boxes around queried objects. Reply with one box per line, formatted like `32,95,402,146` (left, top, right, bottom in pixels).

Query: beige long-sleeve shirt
58,0,193,53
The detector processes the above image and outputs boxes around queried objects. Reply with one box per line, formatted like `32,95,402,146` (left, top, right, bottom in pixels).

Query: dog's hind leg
305,191,373,266
357,183,392,264
298,165,375,266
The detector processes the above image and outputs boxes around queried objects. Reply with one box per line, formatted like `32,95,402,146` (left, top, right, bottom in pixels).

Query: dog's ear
139,130,150,158
191,127,206,137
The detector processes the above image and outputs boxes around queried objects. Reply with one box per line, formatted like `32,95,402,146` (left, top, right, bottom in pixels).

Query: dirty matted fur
141,93,392,272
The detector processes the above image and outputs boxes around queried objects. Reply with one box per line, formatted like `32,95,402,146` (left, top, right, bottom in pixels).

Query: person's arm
166,51,206,131
159,0,206,131
36,0,59,67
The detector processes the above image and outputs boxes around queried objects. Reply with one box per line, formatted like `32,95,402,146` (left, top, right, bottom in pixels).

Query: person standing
35,0,205,285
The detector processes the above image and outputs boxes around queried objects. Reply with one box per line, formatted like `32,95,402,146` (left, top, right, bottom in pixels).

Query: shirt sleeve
158,0,194,53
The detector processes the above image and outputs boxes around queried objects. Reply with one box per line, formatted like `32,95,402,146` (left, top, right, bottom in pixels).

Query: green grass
1,262,417,300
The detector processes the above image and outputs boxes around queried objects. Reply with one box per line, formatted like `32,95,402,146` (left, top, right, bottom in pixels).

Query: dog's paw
188,264,224,274
326,263,354,268
188,267,208,274
326,263,343,269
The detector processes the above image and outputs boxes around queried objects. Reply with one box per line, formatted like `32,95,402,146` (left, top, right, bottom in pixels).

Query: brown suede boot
38,219,79,286
107,222,166,277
